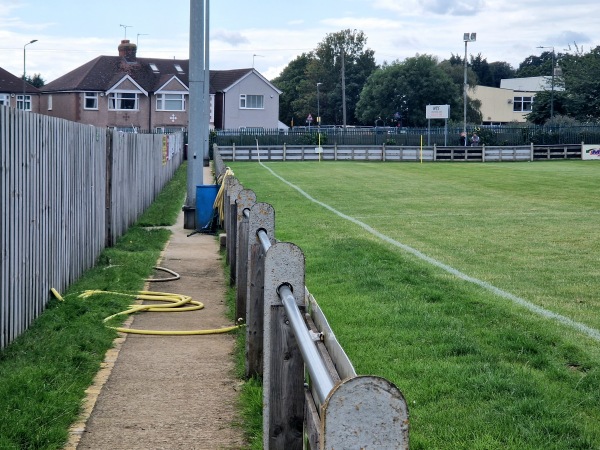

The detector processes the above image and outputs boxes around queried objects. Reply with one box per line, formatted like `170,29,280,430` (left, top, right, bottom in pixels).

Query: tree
525,90,567,124
470,53,494,87
277,29,377,127
22,73,45,88
516,52,555,78
356,55,463,127
271,53,314,127
559,45,600,122
488,61,515,88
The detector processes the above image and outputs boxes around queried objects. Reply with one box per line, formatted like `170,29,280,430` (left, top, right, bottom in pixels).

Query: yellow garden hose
214,167,234,222
144,266,181,283
51,288,243,336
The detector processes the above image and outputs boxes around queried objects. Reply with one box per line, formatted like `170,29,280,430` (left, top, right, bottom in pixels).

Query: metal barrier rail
244,207,336,404
221,151,409,450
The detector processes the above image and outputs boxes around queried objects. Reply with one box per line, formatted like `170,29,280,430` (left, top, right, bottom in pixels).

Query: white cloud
211,29,249,46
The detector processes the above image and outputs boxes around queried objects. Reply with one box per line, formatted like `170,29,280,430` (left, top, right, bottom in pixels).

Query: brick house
0,66,40,112
40,40,281,131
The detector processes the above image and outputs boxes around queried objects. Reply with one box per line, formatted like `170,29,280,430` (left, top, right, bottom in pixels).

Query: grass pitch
230,160,600,450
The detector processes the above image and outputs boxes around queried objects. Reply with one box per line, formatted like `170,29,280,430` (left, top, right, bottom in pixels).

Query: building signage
426,104,450,119
582,144,600,160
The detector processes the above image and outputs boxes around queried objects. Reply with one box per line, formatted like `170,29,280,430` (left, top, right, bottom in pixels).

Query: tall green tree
488,61,515,88
559,45,600,122
22,73,45,88
271,53,314,127
356,55,465,127
470,53,494,87
515,51,556,78
277,29,377,126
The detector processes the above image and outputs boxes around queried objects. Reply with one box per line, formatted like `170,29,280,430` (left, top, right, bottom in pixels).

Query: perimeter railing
214,149,409,450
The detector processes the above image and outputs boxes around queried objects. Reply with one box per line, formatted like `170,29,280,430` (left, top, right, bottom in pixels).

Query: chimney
118,39,137,61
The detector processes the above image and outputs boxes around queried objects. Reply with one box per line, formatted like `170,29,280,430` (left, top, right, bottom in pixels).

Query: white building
470,76,563,125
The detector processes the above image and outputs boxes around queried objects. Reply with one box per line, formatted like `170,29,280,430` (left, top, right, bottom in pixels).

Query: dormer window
174,64,184,74
150,63,159,73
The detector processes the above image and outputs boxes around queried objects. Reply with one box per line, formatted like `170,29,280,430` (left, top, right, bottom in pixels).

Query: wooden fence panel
0,108,183,349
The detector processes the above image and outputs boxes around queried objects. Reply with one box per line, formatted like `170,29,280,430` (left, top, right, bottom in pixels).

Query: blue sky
1,0,599,83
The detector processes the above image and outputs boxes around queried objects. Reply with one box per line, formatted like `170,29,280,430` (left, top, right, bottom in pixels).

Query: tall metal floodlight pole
185,0,209,229
463,32,476,146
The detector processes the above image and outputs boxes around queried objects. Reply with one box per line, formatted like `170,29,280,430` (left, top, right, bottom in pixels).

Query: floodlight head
463,33,470,41
470,33,476,41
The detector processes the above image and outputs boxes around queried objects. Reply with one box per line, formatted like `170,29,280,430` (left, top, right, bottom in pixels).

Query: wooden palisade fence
0,107,183,349
214,149,409,450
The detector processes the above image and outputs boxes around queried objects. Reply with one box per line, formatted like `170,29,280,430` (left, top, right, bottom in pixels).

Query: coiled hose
51,287,243,336
214,167,234,223
79,290,242,335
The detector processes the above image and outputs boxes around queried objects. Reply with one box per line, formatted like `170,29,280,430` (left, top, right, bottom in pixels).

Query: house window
17,95,32,111
47,94,53,110
156,93,185,111
513,96,533,112
0,94,9,106
84,92,98,110
108,92,138,110
240,94,264,109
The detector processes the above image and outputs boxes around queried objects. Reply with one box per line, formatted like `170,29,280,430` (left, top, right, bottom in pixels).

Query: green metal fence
212,125,600,147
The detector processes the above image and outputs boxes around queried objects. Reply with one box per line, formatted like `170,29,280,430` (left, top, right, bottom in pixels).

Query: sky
1,0,599,84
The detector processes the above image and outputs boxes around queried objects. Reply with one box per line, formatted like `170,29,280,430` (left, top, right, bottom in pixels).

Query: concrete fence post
223,175,238,264
235,189,256,319
263,242,305,450
226,179,243,284
321,376,409,449
245,202,275,378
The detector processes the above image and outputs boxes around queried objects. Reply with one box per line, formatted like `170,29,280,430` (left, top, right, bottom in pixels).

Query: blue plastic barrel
196,185,220,231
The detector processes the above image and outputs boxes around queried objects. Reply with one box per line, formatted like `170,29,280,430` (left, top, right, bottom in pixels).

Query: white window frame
17,94,32,111
513,96,533,112
156,93,186,111
108,92,139,111
0,94,9,106
47,94,53,110
84,92,99,110
239,94,264,109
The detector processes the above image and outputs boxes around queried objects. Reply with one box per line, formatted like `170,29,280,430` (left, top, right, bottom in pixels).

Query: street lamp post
316,82,322,126
537,46,556,119
23,39,38,111
463,32,476,146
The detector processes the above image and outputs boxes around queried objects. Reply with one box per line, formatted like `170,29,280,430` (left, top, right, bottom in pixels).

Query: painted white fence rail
214,142,582,162
214,149,409,450
0,107,183,349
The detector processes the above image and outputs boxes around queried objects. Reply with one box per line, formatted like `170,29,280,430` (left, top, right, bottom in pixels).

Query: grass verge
229,160,600,450
0,162,187,449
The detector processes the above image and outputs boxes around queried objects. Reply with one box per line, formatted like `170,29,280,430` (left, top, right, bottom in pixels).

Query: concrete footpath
65,169,246,450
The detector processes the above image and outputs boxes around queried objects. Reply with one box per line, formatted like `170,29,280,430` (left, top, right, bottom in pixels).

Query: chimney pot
118,39,137,61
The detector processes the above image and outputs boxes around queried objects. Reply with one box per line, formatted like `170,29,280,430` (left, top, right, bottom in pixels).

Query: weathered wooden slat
0,109,183,350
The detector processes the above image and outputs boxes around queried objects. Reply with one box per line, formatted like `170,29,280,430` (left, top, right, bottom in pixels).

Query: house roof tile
0,66,40,94
41,56,260,96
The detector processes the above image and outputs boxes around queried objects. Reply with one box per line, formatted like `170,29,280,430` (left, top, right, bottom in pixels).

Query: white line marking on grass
259,162,600,343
